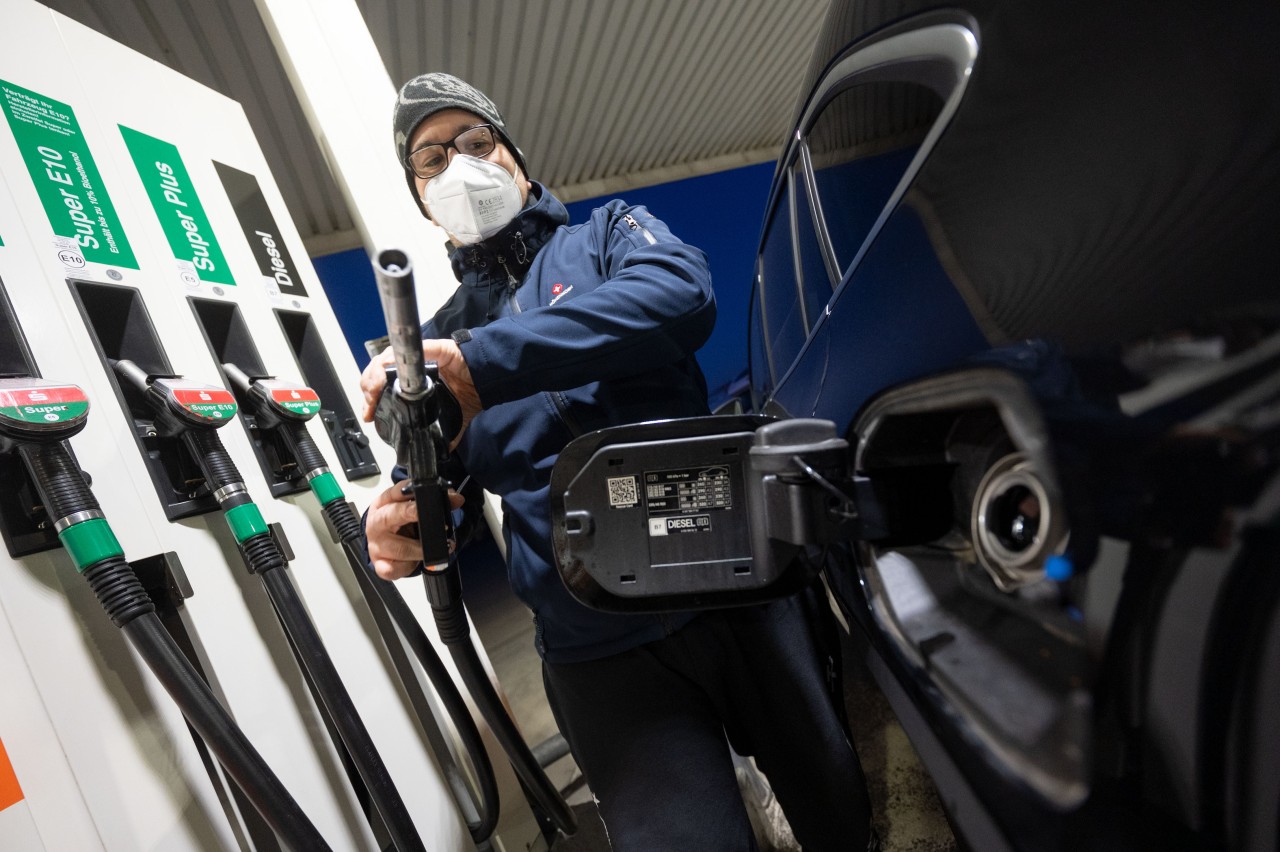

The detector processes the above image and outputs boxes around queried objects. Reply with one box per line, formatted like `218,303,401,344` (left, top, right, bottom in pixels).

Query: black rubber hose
338,539,501,844
241,531,289,574
323,500,364,543
83,554,156,627
257,562,426,852
421,570,577,837
122,611,331,851
323,474,499,842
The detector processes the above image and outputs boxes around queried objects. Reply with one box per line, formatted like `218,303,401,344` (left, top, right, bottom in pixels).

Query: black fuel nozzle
0,376,105,558
112,359,238,437
112,360,248,507
222,362,322,432
222,361,344,510
372,362,458,575
371,249,463,609
0,377,91,449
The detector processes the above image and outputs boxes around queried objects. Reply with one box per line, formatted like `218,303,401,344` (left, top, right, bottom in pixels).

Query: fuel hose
220,361,500,845
14,438,328,851
182,426,425,852
111,361,425,852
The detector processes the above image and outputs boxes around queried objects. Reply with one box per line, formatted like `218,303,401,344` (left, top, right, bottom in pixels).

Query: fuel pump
110,360,426,852
220,361,501,845
0,377,328,851
371,249,577,839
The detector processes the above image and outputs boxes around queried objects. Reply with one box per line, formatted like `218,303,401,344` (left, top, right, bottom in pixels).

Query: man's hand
359,339,483,448
366,480,465,580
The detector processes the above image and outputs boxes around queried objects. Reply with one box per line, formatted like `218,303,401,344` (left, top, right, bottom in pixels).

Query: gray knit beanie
393,73,527,216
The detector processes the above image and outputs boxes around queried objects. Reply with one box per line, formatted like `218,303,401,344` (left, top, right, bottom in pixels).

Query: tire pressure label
0,383,88,425
172,387,237,420
119,126,234,286
0,79,137,268
643,465,731,536
266,383,321,417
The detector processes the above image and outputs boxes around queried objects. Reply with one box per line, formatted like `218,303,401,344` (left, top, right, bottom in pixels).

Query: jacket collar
449,182,569,284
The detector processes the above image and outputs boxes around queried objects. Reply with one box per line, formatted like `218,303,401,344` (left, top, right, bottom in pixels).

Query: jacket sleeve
457,203,716,407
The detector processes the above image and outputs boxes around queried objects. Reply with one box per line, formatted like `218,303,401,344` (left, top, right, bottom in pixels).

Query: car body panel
749,2,1280,850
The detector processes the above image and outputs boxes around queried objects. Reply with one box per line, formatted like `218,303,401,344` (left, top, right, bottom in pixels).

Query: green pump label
0,383,88,426
0,79,137,268
260,380,321,417
172,386,237,420
118,126,234,286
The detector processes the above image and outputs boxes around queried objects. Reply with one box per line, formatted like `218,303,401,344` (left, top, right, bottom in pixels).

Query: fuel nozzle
0,376,103,557
222,362,346,511
222,363,322,430
371,250,463,575
112,359,238,436
0,377,91,447
112,360,249,510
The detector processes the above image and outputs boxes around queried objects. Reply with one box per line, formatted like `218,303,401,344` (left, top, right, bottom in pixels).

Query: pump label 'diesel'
268,386,321,417
172,387,237,420
0,384,89,424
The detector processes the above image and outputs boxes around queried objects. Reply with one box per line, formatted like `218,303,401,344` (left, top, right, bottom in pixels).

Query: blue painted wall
311,161,777,408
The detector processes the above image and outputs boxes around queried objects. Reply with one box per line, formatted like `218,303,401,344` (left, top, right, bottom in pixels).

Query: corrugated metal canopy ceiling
39,0,828,255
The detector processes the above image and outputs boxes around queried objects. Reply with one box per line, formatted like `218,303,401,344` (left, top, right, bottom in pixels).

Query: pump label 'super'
0,384,88,424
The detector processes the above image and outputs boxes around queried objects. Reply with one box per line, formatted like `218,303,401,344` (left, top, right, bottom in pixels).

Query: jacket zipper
623,212,658,245
496,253,522,314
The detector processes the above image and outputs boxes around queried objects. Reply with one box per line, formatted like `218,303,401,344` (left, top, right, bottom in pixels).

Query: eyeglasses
405,124,498,179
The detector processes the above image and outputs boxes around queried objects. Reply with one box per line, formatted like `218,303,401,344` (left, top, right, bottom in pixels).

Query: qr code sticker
607,475,639,508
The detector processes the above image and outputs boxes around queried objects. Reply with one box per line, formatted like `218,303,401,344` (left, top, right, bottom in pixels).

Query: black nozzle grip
414,479,453,569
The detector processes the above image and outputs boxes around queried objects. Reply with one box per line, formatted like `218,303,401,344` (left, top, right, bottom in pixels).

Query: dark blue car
747,2,1280,850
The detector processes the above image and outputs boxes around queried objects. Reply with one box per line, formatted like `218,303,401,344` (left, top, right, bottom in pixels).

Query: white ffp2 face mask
422,155,523,245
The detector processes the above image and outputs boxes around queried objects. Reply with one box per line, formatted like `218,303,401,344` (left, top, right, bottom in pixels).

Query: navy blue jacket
422,183,715,662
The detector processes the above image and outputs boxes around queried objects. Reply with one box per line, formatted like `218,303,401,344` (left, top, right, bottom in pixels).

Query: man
361,72,875,851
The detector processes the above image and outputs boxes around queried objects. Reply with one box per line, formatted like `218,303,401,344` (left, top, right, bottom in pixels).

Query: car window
758,173,807,376
806,80,944,276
